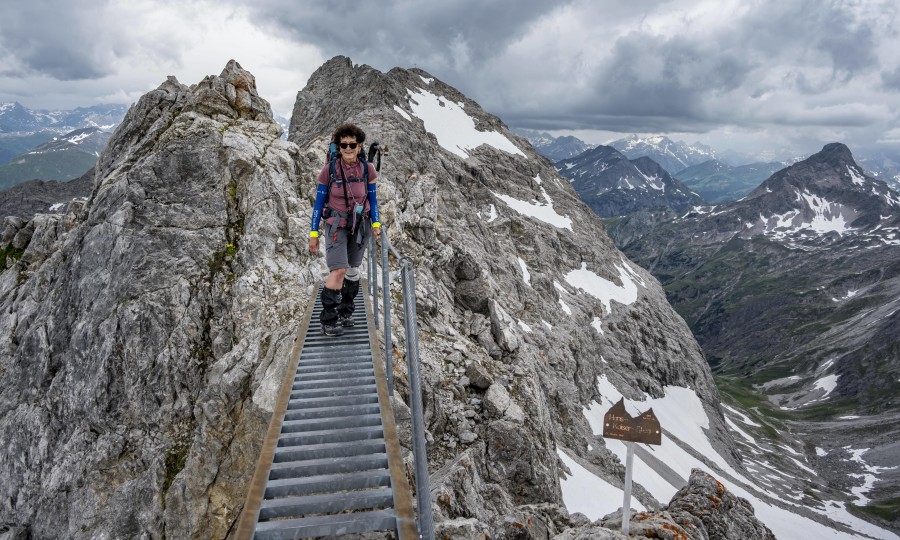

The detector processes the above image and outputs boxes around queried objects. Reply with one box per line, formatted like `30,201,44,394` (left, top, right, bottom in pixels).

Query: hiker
308,123,381,336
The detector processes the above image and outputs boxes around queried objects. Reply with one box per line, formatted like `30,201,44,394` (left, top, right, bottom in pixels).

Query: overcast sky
1,0,898,156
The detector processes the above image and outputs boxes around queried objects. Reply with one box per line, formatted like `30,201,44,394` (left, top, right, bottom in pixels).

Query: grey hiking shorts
324,226,369,271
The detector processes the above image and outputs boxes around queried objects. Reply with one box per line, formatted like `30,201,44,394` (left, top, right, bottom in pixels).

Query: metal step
277,424,384,446
264,469,392,499
254,508,398,540
259,487,394,520
273,438,386,463
281,403,380,422
287,393,379,410
268,452,389,478
280,413,383,434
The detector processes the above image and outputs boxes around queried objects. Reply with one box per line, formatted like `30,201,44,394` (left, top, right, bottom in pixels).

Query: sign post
602,398,662,535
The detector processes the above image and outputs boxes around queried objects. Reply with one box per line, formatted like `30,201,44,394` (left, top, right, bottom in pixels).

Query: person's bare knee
325,267,347,289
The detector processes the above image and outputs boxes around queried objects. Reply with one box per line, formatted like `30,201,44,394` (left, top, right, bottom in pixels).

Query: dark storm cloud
230,0,567,96
736,1,881,78
588,33,752,120
0,2,113,80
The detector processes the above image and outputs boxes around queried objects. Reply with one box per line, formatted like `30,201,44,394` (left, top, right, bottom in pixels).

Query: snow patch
590,317,604,335
491,187,572,230
812,374,840,399
517,257,531,285
564,260,641,314
847,166,866,186
406,88,525,159
557,447,645,520
393,105,412,121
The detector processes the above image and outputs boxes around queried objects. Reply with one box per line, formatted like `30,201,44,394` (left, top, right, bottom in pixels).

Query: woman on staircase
308,123,381,336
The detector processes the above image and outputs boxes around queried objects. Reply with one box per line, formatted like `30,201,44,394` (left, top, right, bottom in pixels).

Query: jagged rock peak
96,60,279,199
0,57,305,539
812,142,855,165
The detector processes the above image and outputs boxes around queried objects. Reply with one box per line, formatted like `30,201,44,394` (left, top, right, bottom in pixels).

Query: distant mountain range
0,127,111,189
606,143,900,417
520,130,900,197
0,103,126,190
610,134,718,175
555,144,703,216
513,128,594,161
0,102,125,134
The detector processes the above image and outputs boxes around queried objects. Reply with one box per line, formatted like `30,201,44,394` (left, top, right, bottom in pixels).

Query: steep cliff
0,60,316,539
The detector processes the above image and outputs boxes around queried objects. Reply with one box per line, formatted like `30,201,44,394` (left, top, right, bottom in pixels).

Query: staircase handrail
367,227,435,540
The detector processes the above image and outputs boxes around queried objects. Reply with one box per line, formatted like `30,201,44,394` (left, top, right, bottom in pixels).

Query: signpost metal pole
622,442,635,535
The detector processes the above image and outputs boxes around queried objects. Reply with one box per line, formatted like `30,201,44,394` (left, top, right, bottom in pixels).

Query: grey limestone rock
0,60,313,539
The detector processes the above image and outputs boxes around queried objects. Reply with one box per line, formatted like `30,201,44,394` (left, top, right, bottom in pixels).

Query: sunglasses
339,142,359,149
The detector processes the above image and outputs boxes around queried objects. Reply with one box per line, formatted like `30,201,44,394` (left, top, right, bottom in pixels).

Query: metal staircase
236,279,420,539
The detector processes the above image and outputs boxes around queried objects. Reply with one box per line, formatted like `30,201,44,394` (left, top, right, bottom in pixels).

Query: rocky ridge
513,128,594,162
0,60,312,539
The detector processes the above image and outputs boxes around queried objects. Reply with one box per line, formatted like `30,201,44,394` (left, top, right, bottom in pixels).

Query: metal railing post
369,232,379,329
400,257,434,540
381,228,394,395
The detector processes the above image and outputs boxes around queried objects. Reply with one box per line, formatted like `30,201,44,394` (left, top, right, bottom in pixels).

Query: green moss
715,375,792,423
161,443,189,510
0,243,25,272
850,498,900,522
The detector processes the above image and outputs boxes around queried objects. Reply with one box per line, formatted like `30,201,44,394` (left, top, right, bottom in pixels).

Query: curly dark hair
331,123,366,145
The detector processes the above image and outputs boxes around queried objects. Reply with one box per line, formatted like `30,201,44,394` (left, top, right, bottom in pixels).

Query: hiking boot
339,313,356,327
322,322,345,336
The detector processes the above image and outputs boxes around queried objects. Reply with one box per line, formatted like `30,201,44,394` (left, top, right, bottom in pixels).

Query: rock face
664,469,775,540
1,56,726,538
289,56,724,535
0,60,314,538
556,145,703,217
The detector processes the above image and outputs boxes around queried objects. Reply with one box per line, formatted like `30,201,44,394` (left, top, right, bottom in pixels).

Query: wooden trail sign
602,399,662,445
601,398,663,535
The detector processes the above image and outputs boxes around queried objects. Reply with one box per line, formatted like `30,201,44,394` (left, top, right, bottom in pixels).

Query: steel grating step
273,438,386,463
291,375,376,391
281,403,380,422
287,393,379,410
289,384,377,400
258,486,394,520
254,508,398,540
268,452,390,479
264,468,392,499
294,367,374,380
277,424,384,446
280,413,382,434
